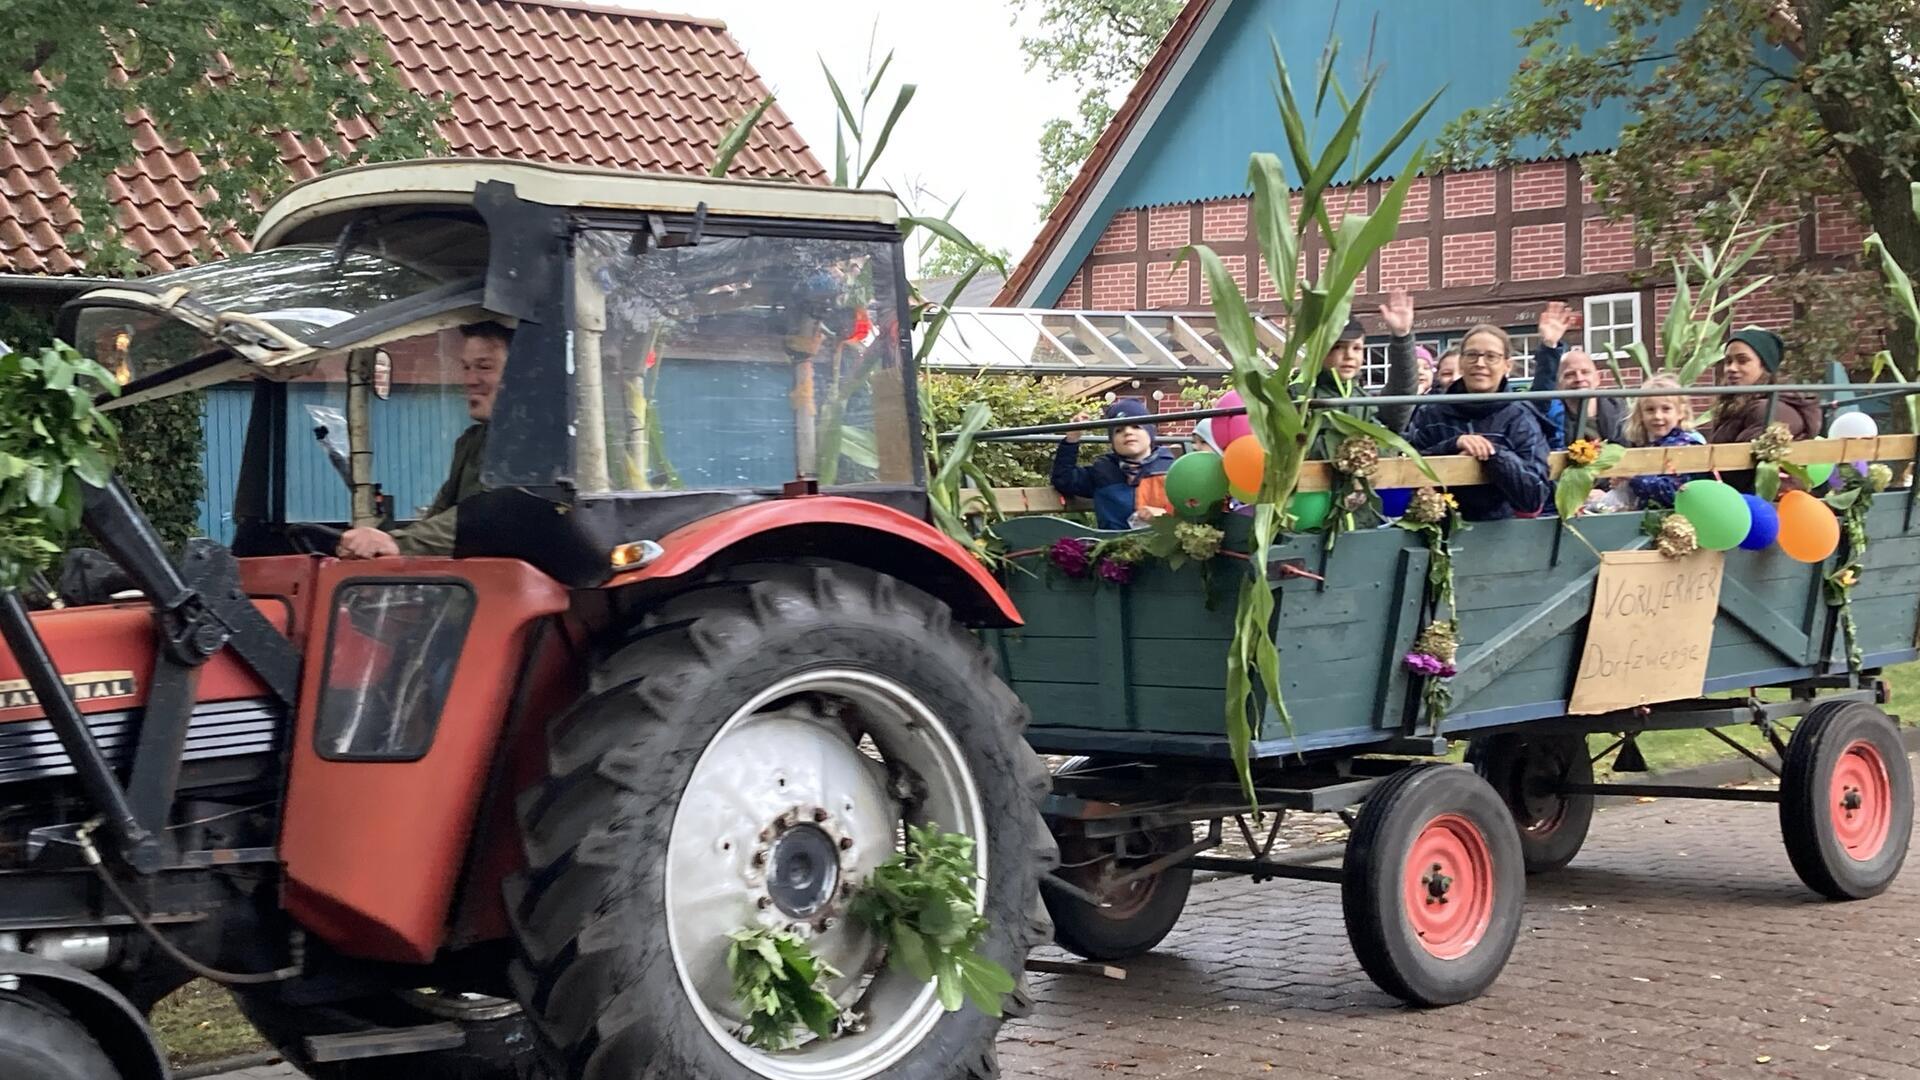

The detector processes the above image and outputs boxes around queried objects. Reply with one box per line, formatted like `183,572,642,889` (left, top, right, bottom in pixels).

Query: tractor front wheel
0,994,119,1080
506,562,1055,1080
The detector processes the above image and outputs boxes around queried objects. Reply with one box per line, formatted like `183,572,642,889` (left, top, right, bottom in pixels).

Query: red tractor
0,160,1054,1079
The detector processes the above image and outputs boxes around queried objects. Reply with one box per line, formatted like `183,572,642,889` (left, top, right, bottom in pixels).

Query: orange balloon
1222,435,1266,497
1776,490,1840,563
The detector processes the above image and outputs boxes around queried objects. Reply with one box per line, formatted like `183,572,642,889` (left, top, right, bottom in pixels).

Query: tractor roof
255,158,900,249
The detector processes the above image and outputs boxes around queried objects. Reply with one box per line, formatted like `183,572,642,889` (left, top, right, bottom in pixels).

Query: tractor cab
60,159,922,584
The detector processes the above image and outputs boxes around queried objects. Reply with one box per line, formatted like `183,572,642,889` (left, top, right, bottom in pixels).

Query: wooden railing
982,434,1918,516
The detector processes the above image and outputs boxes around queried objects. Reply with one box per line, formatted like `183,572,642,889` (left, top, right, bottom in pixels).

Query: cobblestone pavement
209,764,1920,1080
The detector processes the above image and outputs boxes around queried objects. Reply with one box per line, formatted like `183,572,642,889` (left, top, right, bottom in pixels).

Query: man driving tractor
335,321,509,559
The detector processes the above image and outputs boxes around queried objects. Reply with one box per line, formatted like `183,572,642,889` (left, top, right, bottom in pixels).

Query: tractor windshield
571,229,916,492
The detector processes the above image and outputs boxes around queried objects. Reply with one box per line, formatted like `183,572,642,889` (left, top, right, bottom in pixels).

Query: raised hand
1537,301,1576,349
1379,288,1415,338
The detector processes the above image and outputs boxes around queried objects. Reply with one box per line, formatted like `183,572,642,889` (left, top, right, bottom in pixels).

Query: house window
1584,293,1641,360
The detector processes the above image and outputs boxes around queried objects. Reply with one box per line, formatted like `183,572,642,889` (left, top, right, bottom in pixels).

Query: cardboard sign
1568,549,1724,715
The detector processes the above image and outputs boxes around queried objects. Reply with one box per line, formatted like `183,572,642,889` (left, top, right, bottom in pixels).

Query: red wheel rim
1829,738,1893,862
1402,813,1496,960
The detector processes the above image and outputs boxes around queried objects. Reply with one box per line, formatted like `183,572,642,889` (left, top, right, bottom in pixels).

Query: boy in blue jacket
1052,397,1176,530
1403,325,1553,521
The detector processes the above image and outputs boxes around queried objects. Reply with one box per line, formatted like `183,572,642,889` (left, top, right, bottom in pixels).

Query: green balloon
1805,460,1835,488
1288,490,1332,530
1673,479,1751,551
1166,451,1230,518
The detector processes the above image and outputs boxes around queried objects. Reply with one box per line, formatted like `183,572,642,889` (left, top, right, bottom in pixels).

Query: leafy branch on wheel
849,823,1016,1016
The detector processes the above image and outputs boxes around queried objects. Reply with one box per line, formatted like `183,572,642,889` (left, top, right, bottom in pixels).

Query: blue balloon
1740,494,1780,551
1379,488,1413,518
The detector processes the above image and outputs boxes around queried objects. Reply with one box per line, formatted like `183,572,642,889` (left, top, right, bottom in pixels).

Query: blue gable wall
1035,0,1712,305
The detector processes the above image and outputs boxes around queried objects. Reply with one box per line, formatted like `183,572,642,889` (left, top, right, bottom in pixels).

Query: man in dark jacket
1526,302,1624,447
1404,325,1553,521
1053,397,1176,530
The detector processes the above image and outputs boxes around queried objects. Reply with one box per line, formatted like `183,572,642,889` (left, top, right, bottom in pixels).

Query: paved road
210,764,1920,1079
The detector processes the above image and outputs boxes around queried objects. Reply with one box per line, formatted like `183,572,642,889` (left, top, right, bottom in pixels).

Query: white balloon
1192,417,1219,453
1829,410,1879,440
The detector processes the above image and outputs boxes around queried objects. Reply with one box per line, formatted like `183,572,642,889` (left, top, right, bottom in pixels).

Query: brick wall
1401,176,1431,223
1089,263,1137,309
1145,260,1188,307
1582,216,1636,275
1055,276,1085,309
1510,222,1566,281
1093,211,1139,255
1443,170,1497,218
1379,236,1430,292
1201,198,1249,242
1512,161,1567,211
1815,194,1870,256
1442,231,1497,287
1147,205,1190,250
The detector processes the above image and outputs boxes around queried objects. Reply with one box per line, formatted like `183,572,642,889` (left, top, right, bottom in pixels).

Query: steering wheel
287,523,346,557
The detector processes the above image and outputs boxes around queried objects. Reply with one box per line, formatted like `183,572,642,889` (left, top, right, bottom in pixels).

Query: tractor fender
605,496,1022,628
0,950,170,1080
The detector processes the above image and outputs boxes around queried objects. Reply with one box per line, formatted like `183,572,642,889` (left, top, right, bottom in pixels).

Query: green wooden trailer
979,422,1919,1008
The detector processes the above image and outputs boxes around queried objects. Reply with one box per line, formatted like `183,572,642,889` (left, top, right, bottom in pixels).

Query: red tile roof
0,0,825,276
996,0,1216,306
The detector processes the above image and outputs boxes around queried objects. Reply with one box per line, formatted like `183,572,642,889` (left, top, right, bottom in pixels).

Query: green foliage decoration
726,927,844,1051
924,374,1083,487
1185,39,1441,802
848,824,1015,1017
0,343,121,587
1,0,448,272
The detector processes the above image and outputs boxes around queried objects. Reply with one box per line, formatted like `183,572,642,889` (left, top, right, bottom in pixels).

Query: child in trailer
1052,397,1176,530
1403,324,1553,522
1582,375,1706,513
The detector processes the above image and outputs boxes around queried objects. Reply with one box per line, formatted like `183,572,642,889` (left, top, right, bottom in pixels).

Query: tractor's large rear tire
0,994,120,1080
506,562,1056,1080
233,988,536,1079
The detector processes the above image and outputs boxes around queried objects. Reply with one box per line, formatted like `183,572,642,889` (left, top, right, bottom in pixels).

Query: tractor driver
336,321,509,559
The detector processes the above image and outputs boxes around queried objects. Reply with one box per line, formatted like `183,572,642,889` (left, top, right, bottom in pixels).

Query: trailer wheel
1780,700,1913,900
1343,766,1524,1007
1466,734,1593,873
0,994,120,1080
507,562,1055,1080
1044,822,1194,962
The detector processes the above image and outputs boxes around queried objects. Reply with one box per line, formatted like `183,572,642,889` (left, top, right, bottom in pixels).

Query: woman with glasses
1403,325,1553,521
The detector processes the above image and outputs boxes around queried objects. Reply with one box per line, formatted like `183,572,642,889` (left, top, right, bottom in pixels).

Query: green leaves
708,94,776,178
849,823,1012,1018
1192,37,1437,804
0,341,122,587
1554,441,1625,522
7,1,448,271
727,927,844,1051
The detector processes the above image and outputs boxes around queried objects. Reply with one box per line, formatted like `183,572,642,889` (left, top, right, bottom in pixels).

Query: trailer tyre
0,994,120,1080
507,562,1055,1080
1466,734,1593,873
1044,824,1194,962
1780,700,1913,900
1343,766,1524,1007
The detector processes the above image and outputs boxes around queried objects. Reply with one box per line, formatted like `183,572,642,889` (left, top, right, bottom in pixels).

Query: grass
150,981,268,1068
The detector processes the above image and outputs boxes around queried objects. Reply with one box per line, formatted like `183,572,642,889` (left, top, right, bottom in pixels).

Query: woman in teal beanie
1703,327,1821,446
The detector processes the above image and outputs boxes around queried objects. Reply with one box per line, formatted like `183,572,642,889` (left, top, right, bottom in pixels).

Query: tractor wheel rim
1403,813,1496,961
665,668,986,1079
1830,738,1893,862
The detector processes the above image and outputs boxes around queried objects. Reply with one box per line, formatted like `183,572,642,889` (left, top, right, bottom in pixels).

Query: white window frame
1583,292,1642,361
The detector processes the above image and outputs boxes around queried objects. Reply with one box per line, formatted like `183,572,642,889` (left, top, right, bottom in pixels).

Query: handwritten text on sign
1567,549,1725,715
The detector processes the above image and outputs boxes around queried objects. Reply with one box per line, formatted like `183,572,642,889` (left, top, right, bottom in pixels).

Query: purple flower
1404,652,1456,678
1048,537,1093,578
1096,557,1134,585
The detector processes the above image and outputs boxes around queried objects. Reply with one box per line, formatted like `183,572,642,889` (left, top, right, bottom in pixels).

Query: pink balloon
1214,390,1251,449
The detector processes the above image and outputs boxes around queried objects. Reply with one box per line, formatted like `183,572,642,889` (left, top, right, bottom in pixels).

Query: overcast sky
609,0,1084,268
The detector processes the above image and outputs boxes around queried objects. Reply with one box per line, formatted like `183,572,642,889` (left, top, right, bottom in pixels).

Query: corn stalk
1188,39,1441,802
1866,182,1920,436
